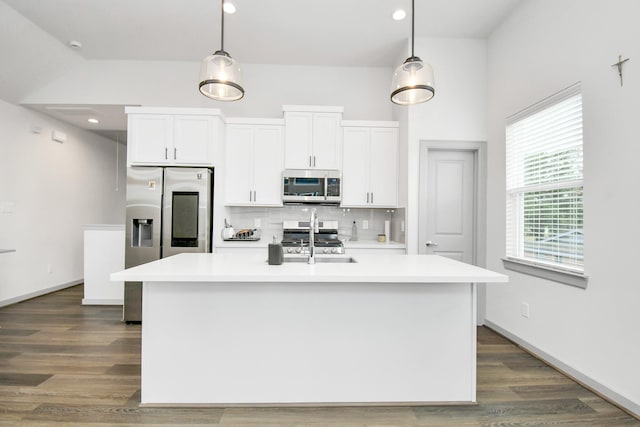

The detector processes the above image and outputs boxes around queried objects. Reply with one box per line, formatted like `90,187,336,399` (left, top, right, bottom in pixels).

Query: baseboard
0,279,83,308
82,298,123,306
484,320,640,420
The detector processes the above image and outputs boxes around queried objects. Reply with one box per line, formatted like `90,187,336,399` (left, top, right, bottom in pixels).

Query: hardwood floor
0,285,637,426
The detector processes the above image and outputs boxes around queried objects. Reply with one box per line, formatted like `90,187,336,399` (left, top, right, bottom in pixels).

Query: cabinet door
312,112,342,169
173,115,215,165
341,127,370,207
128,114,173,165
224,125,254,205
369,127,398,207
284,112,313,169
252,126,283,206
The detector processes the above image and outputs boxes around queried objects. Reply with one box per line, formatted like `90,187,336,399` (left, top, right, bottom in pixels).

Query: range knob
286,248,293,254
295,247,302,254
323,248,330,254
331,248,337,254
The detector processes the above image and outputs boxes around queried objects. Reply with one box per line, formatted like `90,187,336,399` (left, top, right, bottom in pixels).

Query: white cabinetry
126,107,222,166
225,119,283,206
341,122,399,208
283,106,343,170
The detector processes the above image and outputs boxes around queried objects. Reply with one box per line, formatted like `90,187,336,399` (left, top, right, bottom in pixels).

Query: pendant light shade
199,1,244,101
390,56,434,105
390,0,434,105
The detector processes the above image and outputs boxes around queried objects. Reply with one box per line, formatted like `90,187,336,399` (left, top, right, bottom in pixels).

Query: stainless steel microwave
282,169,341,204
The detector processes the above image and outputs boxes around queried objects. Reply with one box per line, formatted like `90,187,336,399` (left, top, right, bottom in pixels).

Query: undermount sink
283,256,358,263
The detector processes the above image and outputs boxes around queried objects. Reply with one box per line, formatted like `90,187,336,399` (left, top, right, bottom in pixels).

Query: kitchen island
111,253,507,407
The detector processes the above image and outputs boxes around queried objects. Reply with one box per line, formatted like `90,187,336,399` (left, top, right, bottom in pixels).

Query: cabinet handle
249,190,252,202
173,147,177,160
366,192,370,203
371,192,374,204
253,190,256,202
165,147,168,160
313,156,316,167
309,156,312,167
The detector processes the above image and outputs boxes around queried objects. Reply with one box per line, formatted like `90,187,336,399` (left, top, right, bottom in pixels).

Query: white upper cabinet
225,120,283,206
126,107,221,166
283,106,343,170
341,122,399,208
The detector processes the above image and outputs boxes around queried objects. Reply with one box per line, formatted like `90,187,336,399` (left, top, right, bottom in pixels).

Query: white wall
401,37,488,254
485,0,640,415
21,60,393,120
0,100,126,305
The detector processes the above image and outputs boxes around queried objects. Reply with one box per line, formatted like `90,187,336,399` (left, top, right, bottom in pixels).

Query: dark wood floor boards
0,285,638,426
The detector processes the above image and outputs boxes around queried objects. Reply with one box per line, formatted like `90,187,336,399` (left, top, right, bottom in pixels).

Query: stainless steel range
281,220,345,256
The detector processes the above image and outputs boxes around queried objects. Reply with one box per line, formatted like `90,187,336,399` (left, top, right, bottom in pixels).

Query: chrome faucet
308,208,319,264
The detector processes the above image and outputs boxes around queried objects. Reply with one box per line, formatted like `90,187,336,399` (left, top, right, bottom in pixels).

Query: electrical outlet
254,218,261,228
362,220,369,230
521,302,530,318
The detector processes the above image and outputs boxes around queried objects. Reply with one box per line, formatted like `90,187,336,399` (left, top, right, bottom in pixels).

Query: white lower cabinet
347,248,406,256
225,122,283,206
341,124,398,208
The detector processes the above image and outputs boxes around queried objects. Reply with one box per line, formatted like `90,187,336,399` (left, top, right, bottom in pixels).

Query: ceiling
3,0,522,141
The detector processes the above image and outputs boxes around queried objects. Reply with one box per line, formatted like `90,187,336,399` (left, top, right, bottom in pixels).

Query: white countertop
215,239,406,250
344,240,405,249
83,224,125,231
111,253,507,284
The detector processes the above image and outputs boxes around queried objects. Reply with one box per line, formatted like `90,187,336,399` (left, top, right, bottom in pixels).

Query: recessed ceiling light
87,118,99,124
69,40,82,49
223,2,236,14
392,9,406,20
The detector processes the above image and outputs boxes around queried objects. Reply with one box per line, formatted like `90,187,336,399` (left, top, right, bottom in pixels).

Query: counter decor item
384,220,391,243
378,234,386,242
351,221,358,241
221,218,235,240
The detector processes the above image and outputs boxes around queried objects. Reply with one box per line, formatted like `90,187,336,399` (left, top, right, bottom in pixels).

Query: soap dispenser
351,221,358,241
268,235,283,265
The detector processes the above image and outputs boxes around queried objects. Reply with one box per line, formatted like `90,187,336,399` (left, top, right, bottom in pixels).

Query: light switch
0,202,15,214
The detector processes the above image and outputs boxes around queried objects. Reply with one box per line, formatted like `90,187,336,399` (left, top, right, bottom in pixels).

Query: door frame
418,140,488,323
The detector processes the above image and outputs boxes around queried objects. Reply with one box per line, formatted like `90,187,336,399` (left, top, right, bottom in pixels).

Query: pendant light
199,1,244,101
390,0,434,105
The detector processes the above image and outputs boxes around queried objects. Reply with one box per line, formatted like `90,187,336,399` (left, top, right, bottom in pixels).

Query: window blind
506,83,584,271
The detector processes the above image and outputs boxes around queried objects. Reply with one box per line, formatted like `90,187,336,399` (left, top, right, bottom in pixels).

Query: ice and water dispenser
131,219,154,247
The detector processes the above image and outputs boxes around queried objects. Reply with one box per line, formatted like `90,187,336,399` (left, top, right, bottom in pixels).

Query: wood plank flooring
0,285,638,426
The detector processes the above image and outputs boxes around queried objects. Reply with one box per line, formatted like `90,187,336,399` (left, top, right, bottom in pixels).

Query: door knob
425,241,439,247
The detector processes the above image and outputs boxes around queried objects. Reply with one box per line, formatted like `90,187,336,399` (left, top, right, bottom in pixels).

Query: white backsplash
226,206,405,244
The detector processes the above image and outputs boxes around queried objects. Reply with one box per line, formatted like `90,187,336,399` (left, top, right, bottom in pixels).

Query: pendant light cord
411,0,415,57
220,0,225,52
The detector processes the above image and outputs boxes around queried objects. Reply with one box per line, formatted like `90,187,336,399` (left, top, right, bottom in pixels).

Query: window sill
502,258,588,289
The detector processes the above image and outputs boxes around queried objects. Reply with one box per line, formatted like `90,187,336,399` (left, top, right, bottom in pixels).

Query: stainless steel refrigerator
124,167,213,322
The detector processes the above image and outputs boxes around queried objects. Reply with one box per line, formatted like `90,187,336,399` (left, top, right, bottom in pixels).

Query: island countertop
111,253,507,284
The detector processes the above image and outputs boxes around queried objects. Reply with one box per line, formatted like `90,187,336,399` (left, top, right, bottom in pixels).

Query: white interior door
423,150,476,263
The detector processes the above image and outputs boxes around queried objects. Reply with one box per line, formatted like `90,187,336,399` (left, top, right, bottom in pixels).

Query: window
505,83,586,285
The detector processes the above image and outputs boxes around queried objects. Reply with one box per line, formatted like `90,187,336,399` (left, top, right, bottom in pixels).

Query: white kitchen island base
112,253,507,406
143,281,476,405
